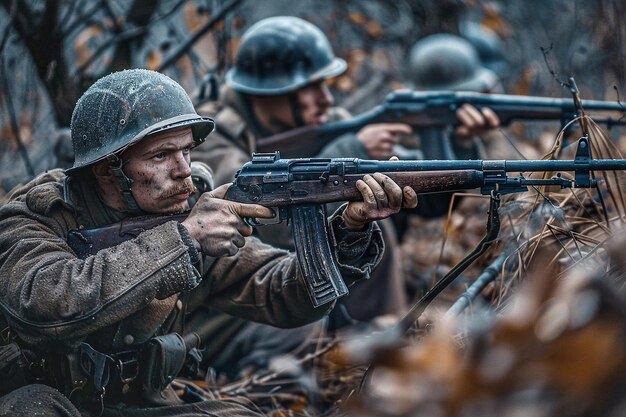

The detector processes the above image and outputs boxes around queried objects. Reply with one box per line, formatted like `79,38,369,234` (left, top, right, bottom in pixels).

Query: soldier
0,69,416,416
400,33,513,299
406,33,516,162
192,16,420,381
193,16,498,335
397,33,504,232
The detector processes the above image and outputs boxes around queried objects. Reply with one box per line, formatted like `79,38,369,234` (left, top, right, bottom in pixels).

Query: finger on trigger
236,203,274,219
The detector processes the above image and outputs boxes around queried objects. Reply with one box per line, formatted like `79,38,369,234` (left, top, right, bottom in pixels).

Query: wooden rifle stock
67,212,188,259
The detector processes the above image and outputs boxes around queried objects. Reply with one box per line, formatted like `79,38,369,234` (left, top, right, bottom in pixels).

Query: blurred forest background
0,0,624,194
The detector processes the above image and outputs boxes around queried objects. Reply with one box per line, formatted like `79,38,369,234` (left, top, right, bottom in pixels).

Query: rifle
256,90,625,158
68,136,626,308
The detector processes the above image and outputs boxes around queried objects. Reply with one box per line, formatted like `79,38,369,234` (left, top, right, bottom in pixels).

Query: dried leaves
339,259,626,417
334,117,626,417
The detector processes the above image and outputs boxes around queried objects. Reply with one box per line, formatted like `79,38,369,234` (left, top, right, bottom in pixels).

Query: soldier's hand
356,123,412,160
454,104,500,139
182,184,274,257
342,173,417,231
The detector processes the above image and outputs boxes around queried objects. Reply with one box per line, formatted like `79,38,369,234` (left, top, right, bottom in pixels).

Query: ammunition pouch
141,333,186,394
0,341,29,396
0,330,202,415
0,325,37,397
44,333,201,415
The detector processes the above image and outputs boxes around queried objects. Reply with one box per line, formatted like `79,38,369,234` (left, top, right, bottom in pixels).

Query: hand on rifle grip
182,183,274,257
455,104,500,139
342,173,417,231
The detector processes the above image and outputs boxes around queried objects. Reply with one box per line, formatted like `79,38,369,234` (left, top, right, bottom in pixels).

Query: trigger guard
244,208,279,227
244,217,261,226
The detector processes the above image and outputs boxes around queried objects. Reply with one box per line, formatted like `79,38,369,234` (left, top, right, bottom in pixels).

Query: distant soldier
389,33,505,238
193,16,416,380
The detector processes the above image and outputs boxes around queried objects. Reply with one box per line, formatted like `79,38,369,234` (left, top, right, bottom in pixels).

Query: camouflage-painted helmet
67,69,215,174
226,16,347,95
408,33,499,92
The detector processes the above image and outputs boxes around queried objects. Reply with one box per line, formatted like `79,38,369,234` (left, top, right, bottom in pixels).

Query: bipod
395,190,501,334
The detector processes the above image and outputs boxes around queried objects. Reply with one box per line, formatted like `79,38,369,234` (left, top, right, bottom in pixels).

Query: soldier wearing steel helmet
0,69,416,416
395,32,513,299
394,34,505,227
191,16,499,381
193,16,412,379
406,32,516,163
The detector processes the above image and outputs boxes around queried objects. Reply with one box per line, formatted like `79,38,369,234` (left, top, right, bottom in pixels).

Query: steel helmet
226,16,347,95
67,69,215,174
460,22,508,78
408,33,499,92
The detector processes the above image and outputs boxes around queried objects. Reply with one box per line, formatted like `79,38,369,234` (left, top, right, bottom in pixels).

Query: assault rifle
256,90,625,158
68,137,626,308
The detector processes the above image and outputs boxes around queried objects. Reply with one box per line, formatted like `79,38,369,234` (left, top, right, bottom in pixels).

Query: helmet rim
66,114,214,175
226,57,347,95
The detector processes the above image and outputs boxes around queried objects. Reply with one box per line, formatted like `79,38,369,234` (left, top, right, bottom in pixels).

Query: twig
75,25,147,75
446,247,513,317
0,55,35,176
217,338,338,396
157,0,243,72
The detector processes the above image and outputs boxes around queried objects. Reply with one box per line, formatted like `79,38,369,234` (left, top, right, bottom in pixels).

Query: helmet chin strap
106,154,143,214
288,92,306,128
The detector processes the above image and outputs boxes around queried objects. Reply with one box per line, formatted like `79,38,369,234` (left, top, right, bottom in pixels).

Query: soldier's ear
92,161,115,184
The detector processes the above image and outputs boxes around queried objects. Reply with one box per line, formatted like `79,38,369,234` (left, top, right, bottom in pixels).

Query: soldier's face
296,80,334,126
122,127,195,214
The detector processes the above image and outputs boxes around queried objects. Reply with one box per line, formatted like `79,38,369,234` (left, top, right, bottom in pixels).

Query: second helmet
226,16,347,95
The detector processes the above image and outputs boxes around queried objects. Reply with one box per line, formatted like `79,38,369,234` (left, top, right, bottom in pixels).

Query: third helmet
408,33,499,92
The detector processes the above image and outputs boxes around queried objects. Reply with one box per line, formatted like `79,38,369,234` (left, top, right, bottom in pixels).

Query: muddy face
121,127,196,214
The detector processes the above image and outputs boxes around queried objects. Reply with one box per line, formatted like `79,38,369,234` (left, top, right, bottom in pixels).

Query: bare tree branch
0,0,16,54
0,56,34,176
157,0,244,72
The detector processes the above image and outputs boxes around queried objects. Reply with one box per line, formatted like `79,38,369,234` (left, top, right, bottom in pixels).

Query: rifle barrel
283,158,626,173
